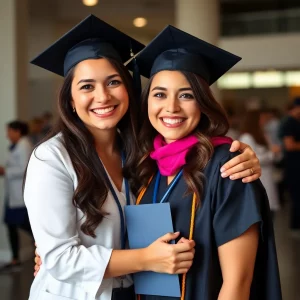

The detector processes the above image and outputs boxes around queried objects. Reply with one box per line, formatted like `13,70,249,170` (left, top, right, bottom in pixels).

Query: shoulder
208,145,266,199
206,144,235,170
204,144,264,192
30,133,73,172
34,133,66,158
202,144,234,181
27,133,76,182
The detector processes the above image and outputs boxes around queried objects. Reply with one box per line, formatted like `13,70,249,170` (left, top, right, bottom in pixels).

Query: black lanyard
152,170,183,204
101,152,131,249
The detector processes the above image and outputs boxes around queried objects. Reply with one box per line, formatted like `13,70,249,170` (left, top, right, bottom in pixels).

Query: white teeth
93,107,115,115
162,118,184,124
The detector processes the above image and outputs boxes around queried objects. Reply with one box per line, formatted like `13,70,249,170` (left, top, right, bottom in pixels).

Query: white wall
0,0,18,261
0,0,34,262
220,33,300,71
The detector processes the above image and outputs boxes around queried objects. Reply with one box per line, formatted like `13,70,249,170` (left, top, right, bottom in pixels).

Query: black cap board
30,14,145,77
132,25,241,85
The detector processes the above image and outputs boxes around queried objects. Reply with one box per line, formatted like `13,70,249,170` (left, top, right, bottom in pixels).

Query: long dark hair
240,110,268,147
134,71,229,204
26,57,139,238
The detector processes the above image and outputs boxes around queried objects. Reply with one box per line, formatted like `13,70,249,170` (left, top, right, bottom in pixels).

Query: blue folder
124,203,181,297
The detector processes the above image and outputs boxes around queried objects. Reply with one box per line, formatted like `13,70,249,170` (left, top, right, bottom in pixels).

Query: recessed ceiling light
82,0,98,6
133,17,148,28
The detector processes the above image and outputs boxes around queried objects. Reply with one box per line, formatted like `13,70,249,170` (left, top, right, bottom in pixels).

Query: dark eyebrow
151,86,167,92
106,74,120,80
77,79,96,85
151,86,193,92
178,87,192,92
77,74,120,85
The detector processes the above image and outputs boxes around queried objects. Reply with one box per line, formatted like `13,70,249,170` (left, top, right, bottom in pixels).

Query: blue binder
124,203,181,297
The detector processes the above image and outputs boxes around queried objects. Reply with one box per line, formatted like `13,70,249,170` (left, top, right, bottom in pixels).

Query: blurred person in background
28,117,44,146
226,107,240,140
260,108,285,205
240,110,280,218
261,108,282,150
0,120,33,272
41,111,54,136
280,97,300,237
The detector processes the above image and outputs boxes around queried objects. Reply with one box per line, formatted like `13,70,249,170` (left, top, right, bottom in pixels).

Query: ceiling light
218,73,251,89
82,0,98,6
133,17,147,28
285,71,300,86
253,71,284,88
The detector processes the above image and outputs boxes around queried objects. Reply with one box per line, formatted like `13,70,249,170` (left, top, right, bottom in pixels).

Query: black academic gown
139,144,282,300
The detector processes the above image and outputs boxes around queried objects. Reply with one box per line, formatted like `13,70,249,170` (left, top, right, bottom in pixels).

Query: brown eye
108,80,121,86
80,84,93,90
180,93,194,99
154,93,166,98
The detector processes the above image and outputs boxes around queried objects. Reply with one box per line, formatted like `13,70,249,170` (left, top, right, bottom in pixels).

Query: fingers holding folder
143,232,195,274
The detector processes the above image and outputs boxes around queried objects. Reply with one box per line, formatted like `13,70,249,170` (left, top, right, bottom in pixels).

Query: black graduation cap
30,14,145,77
132,25,241,85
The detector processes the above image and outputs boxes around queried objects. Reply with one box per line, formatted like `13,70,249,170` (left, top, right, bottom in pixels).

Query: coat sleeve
24,142,113,298
5,138,32,180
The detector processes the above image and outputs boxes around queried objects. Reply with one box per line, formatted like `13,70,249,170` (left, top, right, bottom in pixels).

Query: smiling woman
148,71,201,143
71,59,129,133
133,25,282,300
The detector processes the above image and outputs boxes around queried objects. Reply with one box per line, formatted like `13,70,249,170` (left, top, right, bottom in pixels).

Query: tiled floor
0,203,299,300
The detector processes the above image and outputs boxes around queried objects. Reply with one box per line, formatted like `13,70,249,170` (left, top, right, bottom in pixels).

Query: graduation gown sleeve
212,151,282,300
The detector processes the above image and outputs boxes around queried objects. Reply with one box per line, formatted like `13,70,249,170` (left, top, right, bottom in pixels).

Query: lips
162,117,184,125
160,117,186,128
91,106,116,115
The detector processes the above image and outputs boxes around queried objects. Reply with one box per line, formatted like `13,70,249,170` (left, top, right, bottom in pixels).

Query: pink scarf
150,134,232,176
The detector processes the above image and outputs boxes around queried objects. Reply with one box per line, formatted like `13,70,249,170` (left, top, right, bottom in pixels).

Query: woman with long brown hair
240,109,280,217
25,16,197,300
131,26,281,300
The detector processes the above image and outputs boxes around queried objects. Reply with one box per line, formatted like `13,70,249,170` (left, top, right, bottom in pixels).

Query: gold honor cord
136,177,197,300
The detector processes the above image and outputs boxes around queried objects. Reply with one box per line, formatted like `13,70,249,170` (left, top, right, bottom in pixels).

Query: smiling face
147,70,201,143
71,58,129,136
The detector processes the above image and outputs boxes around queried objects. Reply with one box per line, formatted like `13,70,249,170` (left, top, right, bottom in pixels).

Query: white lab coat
24,134,134,300
239,133,280,211
5,136,33,208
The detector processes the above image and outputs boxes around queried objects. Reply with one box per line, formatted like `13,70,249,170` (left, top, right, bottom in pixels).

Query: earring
72,107,76,113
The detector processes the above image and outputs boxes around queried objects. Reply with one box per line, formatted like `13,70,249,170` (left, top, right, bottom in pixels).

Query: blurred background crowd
0,0,300,299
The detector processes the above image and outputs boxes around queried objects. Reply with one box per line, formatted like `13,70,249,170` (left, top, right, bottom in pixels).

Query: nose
166,96,180,113
95,85,111,103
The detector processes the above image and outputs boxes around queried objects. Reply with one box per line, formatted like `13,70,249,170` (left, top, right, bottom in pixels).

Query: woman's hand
143,232,195,274
220,141,261,183
33,247,42,277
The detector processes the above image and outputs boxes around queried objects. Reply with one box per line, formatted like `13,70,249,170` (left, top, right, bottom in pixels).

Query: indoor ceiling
29,0,175,40
28,0,300,39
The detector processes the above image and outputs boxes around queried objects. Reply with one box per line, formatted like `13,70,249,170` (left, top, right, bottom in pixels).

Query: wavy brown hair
25,57,139,238
133,71,229,204
240,110,268,147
